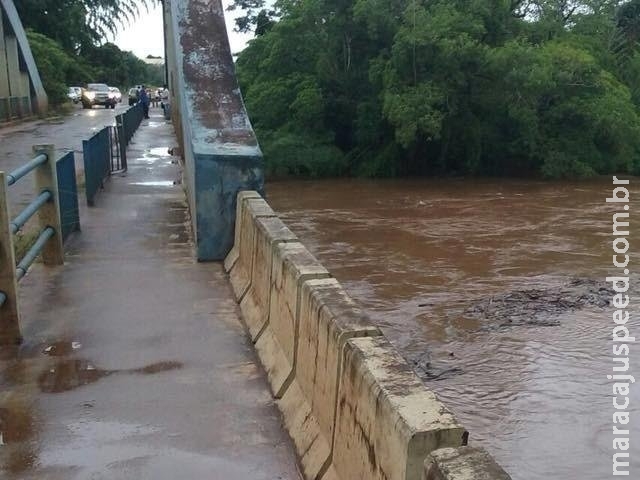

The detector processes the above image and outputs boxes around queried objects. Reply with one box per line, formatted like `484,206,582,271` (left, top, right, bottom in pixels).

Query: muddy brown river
267,178,640,479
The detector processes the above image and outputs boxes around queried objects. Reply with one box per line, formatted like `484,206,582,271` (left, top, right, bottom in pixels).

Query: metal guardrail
56,152,81,241
0,144,67,345
109,125,125,173
0,96,31,122
115,103,144,170
83,104,144,206
83,128,110,206
119,103,144,146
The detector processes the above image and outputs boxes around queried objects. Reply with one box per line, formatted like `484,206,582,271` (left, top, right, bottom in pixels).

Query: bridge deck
0,111,301,479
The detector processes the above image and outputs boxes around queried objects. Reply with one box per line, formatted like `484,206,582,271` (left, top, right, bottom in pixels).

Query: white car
109,87,122,103
67,86,82,103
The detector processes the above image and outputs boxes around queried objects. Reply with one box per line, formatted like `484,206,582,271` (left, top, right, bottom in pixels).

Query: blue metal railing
7,154,47,185
0,149,66,308
115,103,144,171
85,103,144,206
6,154,55,275
10,190,52,234
119,103,144,145
16,227,55,280
83,128,111,206
57,152,80,240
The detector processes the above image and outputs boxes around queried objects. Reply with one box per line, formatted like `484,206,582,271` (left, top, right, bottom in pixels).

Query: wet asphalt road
0,103,129,213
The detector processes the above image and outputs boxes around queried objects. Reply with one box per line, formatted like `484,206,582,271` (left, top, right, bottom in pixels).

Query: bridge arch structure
0,0,48,122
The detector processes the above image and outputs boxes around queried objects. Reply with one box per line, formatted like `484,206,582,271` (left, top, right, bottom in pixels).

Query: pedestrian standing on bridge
139,86,150,119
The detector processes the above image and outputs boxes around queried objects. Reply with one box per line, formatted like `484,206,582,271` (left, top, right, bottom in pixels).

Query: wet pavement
0,103,128,214
0,110,301,479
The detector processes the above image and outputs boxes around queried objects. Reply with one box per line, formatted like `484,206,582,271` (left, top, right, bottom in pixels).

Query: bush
262,131,347,177
27,30,75,105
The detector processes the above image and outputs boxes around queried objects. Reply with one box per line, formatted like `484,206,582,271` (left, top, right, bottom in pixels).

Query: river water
267,178,640,479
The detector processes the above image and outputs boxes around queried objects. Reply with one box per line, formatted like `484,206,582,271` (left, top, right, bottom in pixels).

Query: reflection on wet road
0,103,128,213
268,178,640,479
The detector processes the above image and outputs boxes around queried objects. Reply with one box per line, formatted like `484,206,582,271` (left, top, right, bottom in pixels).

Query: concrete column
0,8,10,98
5,35,19,97
167,0,264,261
33,145,64,265
0,171,22,345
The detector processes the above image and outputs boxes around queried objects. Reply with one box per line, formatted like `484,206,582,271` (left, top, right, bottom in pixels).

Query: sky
114,1,253,59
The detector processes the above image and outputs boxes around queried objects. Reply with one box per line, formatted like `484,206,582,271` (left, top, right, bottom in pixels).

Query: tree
27,30,79,105
22,0,164,105
16,0,159,53
226,0,278,34
227,0,640,178
611,0,640,61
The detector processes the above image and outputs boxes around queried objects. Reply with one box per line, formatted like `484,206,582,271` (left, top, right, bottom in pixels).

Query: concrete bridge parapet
227,191,514,480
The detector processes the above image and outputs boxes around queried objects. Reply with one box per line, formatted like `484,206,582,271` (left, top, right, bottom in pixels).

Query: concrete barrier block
278,278,383,479
240,216,298,340
254,242,330,398
423,447,512,480
224,190,262,273
332,336,467,480
228,198,276,301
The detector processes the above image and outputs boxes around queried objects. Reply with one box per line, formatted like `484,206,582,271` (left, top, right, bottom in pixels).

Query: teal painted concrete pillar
165,0,264,261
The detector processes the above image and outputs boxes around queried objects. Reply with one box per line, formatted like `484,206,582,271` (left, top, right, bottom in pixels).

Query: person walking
139,86,150,119
160,84,170,118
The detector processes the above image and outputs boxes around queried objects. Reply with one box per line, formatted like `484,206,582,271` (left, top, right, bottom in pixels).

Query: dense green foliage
20,0,162,105
235,0,640,178
17,0,157,52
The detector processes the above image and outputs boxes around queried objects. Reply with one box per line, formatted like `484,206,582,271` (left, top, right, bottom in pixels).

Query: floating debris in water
466,277,615,329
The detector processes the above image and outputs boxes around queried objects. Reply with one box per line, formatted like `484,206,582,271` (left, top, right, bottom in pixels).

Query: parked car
109,87,122,103
81,83,117,109
128,87,139,106
67,86,82,103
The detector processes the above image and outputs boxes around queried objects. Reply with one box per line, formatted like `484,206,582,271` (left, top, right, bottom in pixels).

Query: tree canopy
234,0,640,178
17,0,158,52
20,0,163,104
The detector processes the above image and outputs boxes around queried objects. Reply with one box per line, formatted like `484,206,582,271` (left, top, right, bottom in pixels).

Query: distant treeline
18,0,163,105
234,0,640,178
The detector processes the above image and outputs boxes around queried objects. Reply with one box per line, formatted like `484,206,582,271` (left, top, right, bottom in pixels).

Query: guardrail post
32,144,64,265
116,114,127,170
0,171,22,344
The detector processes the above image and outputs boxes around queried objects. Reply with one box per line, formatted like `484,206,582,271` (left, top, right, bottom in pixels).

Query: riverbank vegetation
233,0,640,178
20,0,163,106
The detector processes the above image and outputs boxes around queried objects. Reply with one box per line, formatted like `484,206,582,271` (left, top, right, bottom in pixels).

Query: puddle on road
130,181,175,187
42,341,82,357
147,147,171,157
0,397,39,476
4,340,82,359
0,339,82,362
38,359,109,393
131,361,183,375
37,359,184,393
0,401,34,444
